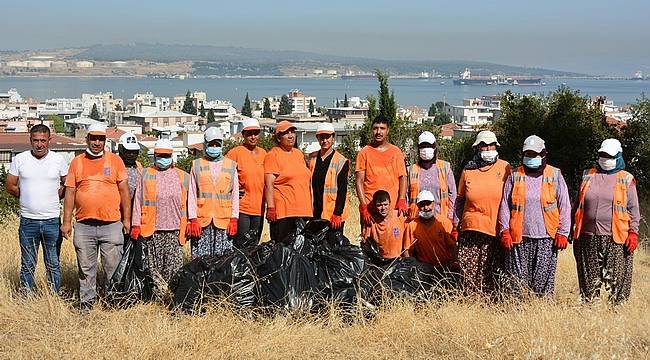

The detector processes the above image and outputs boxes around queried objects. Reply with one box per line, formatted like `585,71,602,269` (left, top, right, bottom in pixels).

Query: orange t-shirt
362,211,407,259
65,152,127,222
457,159,511,236
405,216,455,267
226,145,267,216
355,144,407,210
264,146,313,219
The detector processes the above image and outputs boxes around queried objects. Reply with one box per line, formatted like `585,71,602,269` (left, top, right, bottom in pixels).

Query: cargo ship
453,68,542,86
340,71,377,80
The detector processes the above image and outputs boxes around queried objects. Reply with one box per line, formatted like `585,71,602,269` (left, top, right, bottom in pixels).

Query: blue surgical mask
523,156,543,169
205,146,223,160
155,157,172,169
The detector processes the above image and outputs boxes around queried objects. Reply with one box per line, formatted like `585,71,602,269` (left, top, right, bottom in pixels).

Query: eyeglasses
244,130,261,136
316,133,333,141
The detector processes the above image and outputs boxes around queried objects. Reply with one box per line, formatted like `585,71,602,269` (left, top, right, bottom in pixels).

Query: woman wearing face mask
455,130,511,296
573,138,640,305
130,139,190,288
186,127,240,259
497,135,571,297
264,121,313,243
407,131,457,232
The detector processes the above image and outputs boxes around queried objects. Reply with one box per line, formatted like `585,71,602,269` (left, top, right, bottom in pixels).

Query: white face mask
480,150,498,162
419,148,435,161
418,210,434,219
86,148,103,157
598,157,617,171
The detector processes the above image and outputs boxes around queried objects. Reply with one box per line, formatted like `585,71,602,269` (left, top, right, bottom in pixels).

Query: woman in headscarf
497,135,571,297
573,138,640,304
455,130,511,296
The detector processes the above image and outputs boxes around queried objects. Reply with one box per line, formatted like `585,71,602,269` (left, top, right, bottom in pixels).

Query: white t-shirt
8,150,69,219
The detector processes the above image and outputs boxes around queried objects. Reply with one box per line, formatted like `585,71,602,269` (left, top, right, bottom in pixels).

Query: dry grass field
0,205,648,359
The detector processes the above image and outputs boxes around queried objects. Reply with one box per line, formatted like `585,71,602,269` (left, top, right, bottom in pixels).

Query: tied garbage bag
107,238,154,304
381,257,436,297
361,237,392,267
234,229,259,250
169,250,258,313
314,244,367,305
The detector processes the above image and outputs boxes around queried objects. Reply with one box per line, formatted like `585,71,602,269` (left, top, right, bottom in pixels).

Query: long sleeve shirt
417,164,457,223
579,172,640,235
311,151,349,218
132,168,182,230
498,170,571,238
187,159,240,220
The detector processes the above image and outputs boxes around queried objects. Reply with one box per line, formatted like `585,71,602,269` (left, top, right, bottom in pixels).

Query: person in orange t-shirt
356,115,408,230
226,118,267,245
362,190,407,259
61,124,131,310
264,121,313,243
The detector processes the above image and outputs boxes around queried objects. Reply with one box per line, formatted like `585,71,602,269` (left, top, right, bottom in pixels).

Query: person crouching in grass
362,190,407,260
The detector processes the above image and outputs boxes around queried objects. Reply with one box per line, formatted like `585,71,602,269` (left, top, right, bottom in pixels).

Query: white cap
204,127,224,143
418,131,436,145
119,132,140,151
522,135,545,153
87,123,106,136
316,122,335,135
416,190,435,204
598,138,622,156
242,118,260,131
154,139,173,154
473,130,500,147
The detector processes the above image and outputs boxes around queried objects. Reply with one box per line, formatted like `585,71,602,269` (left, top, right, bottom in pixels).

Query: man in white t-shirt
6,125,68,294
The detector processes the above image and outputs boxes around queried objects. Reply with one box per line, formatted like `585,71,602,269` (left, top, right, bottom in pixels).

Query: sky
2,0,649,76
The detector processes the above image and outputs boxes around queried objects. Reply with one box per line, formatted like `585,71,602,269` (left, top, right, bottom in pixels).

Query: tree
181,90,197,115
115,103,122,111
343,93,349,107
376,69,397,121
48,115,64,133
278,95,292,115
262,98,273,118
206,109,215,123
428,103,437,117
308,99,315,114
0,166,19,223
175,152,199,173
433,113,452,125
366,95,378,123
89,104,100,120
241,93,252,117
199,103,206,117
435,101,448,113
621,97,650,194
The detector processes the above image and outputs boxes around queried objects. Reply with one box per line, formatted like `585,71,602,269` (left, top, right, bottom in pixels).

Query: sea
1,77,648,108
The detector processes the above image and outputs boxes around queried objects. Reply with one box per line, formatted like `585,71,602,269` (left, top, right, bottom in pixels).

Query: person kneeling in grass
362,190,407,260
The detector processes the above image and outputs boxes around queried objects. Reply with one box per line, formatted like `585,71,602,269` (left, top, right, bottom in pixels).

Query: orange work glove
329,214,343,229
359,204,372,226
266,207,277,222
227,217,238,237
625,232,638,254
186,219,202,238
554,234,568,250
395,198,408,216
130,226,141,240
500,230,513,250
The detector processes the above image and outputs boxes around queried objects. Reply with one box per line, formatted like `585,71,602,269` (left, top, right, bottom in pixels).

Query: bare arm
6,174,19,198
355,170,366,206
398,174,407,200
61,186,76,239
117,179,132,233
264,173,276,209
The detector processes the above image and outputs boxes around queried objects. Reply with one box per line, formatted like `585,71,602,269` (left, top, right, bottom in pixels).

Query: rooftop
0,132,86,153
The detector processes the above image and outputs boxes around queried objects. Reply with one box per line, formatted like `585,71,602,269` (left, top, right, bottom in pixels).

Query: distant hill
69,43,587,77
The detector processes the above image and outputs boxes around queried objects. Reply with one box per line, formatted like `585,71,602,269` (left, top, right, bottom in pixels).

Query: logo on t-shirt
103,167,111,177
392,227,400,238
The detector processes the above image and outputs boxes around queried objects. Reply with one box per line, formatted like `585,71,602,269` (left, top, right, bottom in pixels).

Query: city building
127,92,170,114
0,89,23,103
128,110,200,132
203,100,237,121
288,90,317,116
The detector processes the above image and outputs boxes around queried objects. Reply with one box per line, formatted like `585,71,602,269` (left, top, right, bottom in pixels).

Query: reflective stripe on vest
308,150,350,221
408,160,450,216
192,157,236,228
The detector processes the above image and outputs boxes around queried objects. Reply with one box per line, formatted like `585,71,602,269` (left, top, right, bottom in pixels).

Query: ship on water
340,71,377,80
453,68,542,86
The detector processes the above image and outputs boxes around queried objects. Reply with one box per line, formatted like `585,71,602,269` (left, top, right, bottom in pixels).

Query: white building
128,92,170,114
81,92,122,117
0,89,23,103
444,104,495,126
203,100,237,121
288,90,317,115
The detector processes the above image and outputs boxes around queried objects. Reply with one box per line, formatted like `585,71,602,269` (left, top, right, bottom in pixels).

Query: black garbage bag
314,244,367,305
107,239,154,305
361,237,393,267
381,257,436,297
234,229,259,250
256,244,318,312
169,250,258,313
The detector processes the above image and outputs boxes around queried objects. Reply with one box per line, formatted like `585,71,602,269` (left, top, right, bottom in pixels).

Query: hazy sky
3,0,649,75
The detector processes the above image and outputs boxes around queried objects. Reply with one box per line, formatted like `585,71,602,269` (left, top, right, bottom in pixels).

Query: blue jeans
19,216,62,294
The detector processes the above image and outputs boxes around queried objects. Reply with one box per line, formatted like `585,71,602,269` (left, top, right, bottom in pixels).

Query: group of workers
8,115,640,309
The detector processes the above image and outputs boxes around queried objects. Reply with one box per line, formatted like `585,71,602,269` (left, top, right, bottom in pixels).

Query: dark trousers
237,213,264,242
270,217,309,244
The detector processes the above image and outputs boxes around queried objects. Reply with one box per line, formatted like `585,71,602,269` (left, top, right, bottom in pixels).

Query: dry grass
1,209,649,359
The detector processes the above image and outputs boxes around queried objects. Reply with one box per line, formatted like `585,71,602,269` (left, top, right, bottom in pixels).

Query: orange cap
275,120,296,134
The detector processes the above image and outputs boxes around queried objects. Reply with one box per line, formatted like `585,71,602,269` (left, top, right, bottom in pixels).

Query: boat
340,71,377,80
453,68,542,86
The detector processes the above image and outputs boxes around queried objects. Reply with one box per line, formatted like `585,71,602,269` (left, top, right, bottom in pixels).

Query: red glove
625,232,638,254
500,230,513,250
130,226,141,240
451,229,459,242
266,207,277,222
359,204,372,226
186,219,202,238
329,214,343,229
395,198,408,216
227,218,238,236
554,234,568,250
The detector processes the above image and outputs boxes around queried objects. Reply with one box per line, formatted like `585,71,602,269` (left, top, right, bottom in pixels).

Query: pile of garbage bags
168,220,453,314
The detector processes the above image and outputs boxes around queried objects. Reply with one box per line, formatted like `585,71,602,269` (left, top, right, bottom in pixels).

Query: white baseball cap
242,118,260,131
154,139,173,154
204,127,224,142
472,130,500,147
598,138,622,156
87,123,106,136
522,135,545,153
416,190,435,204
316,122,335,135
119,132,140,151
418,131,436,145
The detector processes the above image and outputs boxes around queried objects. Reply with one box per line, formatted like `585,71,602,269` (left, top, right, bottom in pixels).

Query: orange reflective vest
140,167,190,245
308,150,350,221
509,165,560,243
192,157,237,229
573,168,633,245
408,160,450,218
